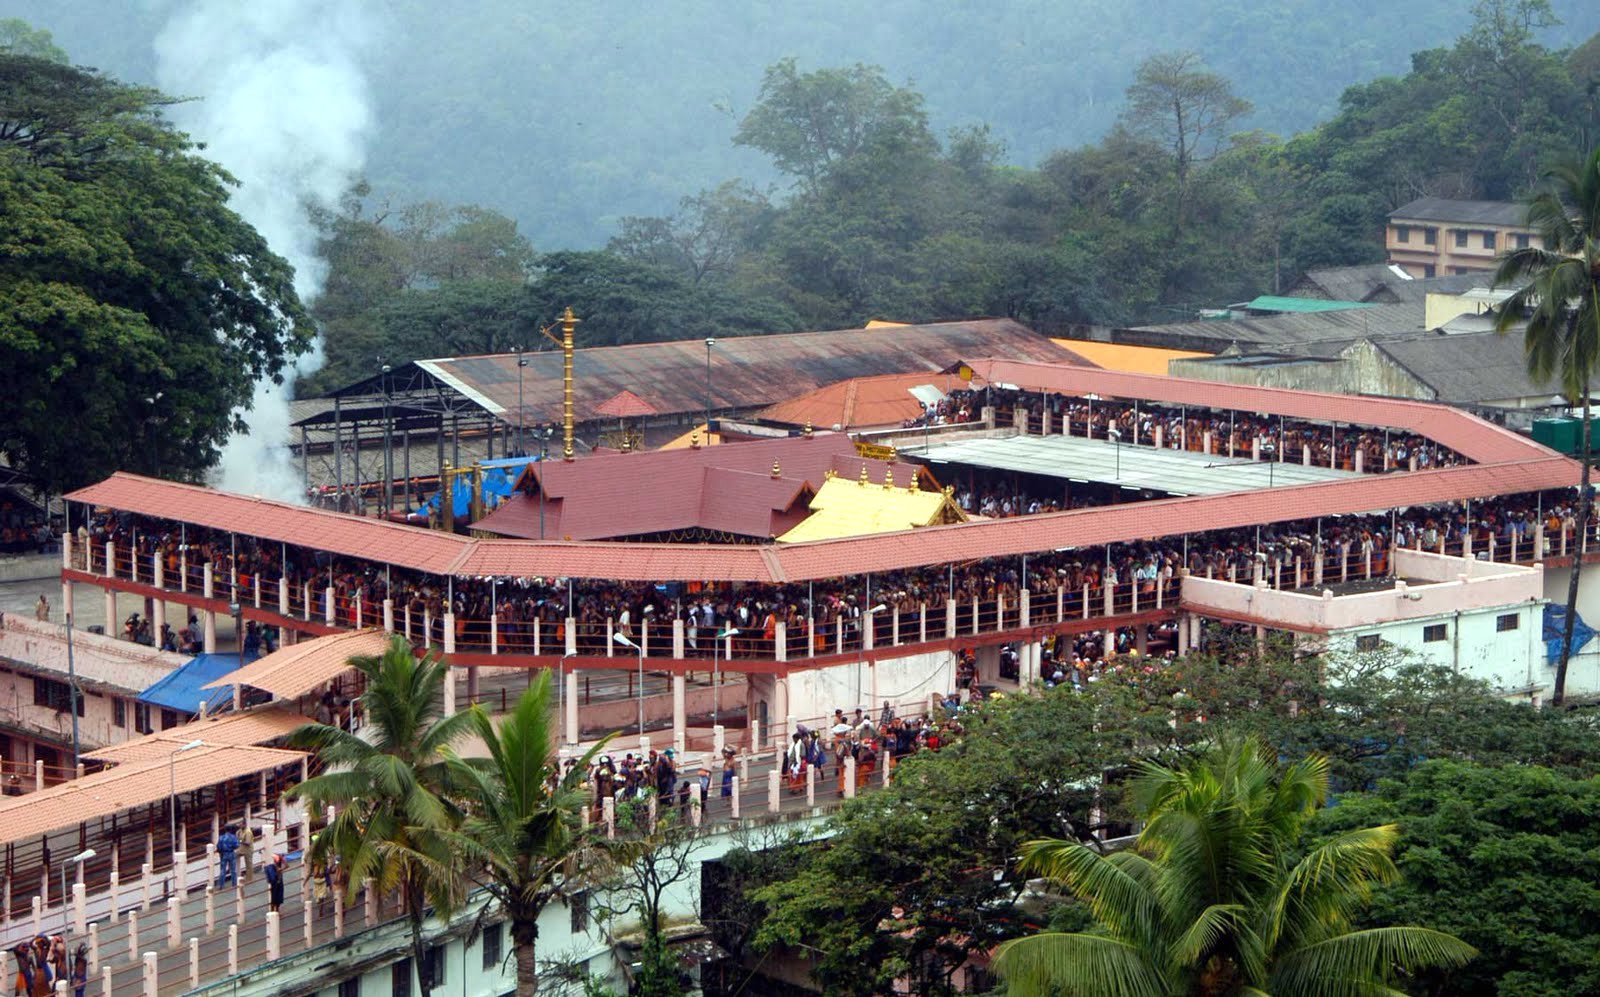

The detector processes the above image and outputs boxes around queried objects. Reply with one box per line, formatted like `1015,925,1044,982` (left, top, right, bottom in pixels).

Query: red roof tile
757,371,980,430
959,358,1553,466
67,474,472,574
594,389,659,418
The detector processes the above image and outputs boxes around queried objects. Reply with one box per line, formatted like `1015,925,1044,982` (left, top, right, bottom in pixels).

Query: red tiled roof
473,434,927,541
594,389,659,418
67,474,472,574
960,359,1551,466
450,539,782,583
757,371,977,430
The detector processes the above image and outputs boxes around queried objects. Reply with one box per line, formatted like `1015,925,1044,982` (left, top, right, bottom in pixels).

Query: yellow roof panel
1051,339,1211,376
777,475,964,544
657,423,722,450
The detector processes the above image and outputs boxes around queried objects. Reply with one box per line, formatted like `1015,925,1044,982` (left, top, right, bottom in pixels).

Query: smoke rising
153,0,373,500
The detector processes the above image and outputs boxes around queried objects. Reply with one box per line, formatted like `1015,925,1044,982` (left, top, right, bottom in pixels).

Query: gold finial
803,421,813,438
825,468,837,480
883,467,894,490
859,463,869,486
771,459,782,479
887,446,898,460
943,484,954,497
690,432,701,450
908,476,919,494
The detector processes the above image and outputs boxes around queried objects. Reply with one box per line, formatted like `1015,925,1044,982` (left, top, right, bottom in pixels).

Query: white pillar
844,757,857,798
767,769,781,814
382,598,395,632
565,669,579,745
324,586,336,625
73,882,86,934
266,910,281,961
141,952,158,997
228,924,239,976
672,674,687,755
730,775,741,819
441,664,457,716
168,895,181,949
127,912,140,963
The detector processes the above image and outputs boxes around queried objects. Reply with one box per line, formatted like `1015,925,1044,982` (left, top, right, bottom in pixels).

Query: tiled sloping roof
473,435,924,541
0,744,305,847
956,358,1554,465
67,474,471,574
1389,197,1527,227
202,629,391,699
450,539,782,583
405,319,1084,425
756,372,978,429
1373,332,1557,404
594,390,659,418
84,707,313,764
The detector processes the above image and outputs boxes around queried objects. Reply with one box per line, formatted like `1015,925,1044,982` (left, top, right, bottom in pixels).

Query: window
160,709,179,730
338,979,360,997
1497,613,1520,632
113,699,126,728
1424,227,1438,245
1454,229,1469,248
427,946,446,988
32,677,82,716
1355,634,1382,652
481,924,502,971
1514,233,1530,249
1422,264,1436,278
1423,623,1449,643
390,959,411,997
569,890,589,934
1482,231,1496,250
135,702,152,735
1394,225,1410,243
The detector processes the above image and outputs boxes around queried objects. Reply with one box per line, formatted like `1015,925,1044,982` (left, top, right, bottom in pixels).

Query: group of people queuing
9,935,84,997
79,485,1586,665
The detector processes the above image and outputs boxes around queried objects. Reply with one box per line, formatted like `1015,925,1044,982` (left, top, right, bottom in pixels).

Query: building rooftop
1389,196,1529,228
755,372,966,430
775,473,965,544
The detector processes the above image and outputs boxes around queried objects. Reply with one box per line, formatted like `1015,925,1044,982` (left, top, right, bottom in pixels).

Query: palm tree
992,737,1474,996
443,672,612,997
1494,145,1600,707
288,635,477,997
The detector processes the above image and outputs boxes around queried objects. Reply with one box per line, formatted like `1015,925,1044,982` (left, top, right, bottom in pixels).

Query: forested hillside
10,0,1599,248
294,2,1600,392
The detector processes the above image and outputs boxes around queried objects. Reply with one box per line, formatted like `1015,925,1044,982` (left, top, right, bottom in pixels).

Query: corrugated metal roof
0,744,305,847
1373,332,1558,404
84,707,313,764
1127,302,1427,348
1390,196,1528,227
408,319,1084,425
67,474,472,574
1245,296,1379,314
203,629,390,699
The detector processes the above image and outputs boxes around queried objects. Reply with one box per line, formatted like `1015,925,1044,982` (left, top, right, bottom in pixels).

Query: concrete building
1386,197,1539,277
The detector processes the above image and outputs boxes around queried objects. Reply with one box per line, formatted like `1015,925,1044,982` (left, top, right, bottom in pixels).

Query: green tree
1120,52,1252,231
0,55,312,491
734,58,936,192
0,19,66,62
992,737,1476,996
1494,145,1600,706
442,674,611,997
288,636,475,997
1313,760,1600,996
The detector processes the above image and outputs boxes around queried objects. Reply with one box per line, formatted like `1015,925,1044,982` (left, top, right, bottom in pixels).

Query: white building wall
1326,600,1545,697
1539,561,1600,701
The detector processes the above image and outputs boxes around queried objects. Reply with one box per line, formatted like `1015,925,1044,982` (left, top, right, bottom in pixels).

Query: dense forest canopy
10,0,1600,248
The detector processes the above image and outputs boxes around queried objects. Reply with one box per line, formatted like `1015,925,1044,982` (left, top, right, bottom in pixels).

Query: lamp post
538,426,554,540
711,626,738,726
379,363,393,516
61,848,95,933
704,338,715,433
558,650,576,746
168,739,204,895
1107,427,1122,481
515,347,528,455
613,633,645,735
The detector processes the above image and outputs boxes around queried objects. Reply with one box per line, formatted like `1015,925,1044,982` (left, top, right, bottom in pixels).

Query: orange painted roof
1053,339,1211,375
202,629,390,699
84,707,314,763
594,389,659,418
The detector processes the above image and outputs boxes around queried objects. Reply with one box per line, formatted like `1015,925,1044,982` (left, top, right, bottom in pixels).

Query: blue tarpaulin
413,456,537,520
139,653,239,715
1542,604,1596,664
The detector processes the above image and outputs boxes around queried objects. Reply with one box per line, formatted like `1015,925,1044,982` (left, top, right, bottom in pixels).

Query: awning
84,707,314,764
203,629,390,700
139,653,239,715
0,744,306,847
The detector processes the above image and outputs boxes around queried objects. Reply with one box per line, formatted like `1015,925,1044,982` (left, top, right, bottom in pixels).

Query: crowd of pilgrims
904,388,1464,472
576,700,971,817
8,935,85,997
82,482,1583,660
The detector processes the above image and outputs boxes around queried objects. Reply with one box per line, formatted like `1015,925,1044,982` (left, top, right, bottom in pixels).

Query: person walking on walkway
265,854,286,913
238,824,255,881
215,825,239,887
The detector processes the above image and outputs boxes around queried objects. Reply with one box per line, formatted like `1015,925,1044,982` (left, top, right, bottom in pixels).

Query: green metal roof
1245,295,1380,314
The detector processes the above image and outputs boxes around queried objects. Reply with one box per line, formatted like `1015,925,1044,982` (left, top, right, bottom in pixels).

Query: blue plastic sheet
1542,603,1596,663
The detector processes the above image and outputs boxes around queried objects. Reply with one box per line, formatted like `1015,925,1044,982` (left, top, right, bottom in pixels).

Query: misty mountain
10,0,1600,249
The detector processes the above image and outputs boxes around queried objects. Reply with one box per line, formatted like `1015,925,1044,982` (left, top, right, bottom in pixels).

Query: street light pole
704,338,715,433
168,739,204,896
380,363,393,516
61,849,95,933
516,347,528,455
614,633,645,735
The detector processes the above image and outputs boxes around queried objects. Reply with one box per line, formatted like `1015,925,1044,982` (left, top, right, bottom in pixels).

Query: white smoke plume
153,1,373,501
